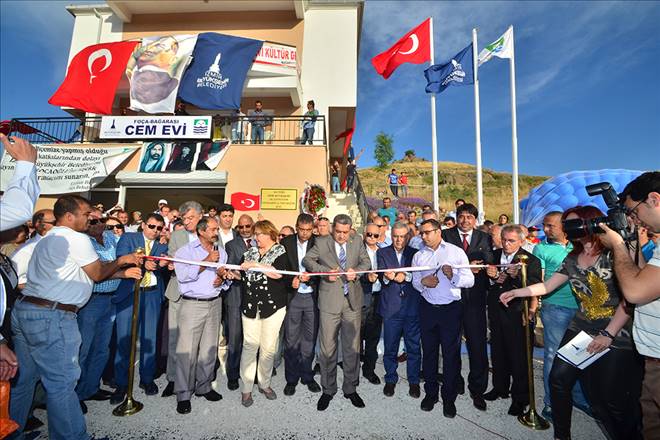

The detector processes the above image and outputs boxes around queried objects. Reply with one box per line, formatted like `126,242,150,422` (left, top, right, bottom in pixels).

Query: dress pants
240,307,286,393
360,292,382,376
487,294,529,404
419,298,462,403
284,293,318,385
383,307,421,384
550,329,643,440
175,297,221,401
319,297,361,396
458,288,489,396
114,287,161,388
165,298,181,382
222,287,243,382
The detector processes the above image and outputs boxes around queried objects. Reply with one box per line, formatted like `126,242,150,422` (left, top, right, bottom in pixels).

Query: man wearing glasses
412,219,474,418
10,209,55,290
360,222,383,385
111,213,169,404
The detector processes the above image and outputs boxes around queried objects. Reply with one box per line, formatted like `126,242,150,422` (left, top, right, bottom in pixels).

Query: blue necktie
339,245,349,296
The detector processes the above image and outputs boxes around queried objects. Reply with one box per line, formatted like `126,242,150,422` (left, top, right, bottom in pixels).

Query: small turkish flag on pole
231,192,260,211
371,18,431,79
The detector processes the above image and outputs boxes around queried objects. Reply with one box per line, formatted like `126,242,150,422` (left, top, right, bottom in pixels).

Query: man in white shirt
412,218,474,418
10,209,55,289
9,195,140,440
217,203,238,247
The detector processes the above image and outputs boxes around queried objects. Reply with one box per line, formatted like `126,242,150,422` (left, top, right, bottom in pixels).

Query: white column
509,26,520,223
429,17,440,213
472,28,484,223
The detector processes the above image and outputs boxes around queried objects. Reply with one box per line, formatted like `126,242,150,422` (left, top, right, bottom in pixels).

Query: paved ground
27,354,604,440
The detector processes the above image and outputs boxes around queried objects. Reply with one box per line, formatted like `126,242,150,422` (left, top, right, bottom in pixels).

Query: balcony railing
5,115,326,145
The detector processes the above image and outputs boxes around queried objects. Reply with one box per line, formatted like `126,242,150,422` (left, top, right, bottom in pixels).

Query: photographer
598,171,660,439
500,206,642,440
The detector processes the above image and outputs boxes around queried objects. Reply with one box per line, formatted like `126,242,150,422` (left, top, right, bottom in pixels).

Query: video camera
562,182,632,241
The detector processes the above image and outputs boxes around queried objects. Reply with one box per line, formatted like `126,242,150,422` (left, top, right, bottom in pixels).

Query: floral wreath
302,182,328,219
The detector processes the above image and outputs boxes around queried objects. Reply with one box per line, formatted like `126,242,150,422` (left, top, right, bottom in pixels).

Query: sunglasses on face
145,224,164,231
105,224,124,231
237,225,253,230
365,232,380,238
89,218,108,225
171,217,180,222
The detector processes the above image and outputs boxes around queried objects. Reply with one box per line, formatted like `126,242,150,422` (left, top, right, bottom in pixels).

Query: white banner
0,145,139,195
100,116,212,140
254,42,297,70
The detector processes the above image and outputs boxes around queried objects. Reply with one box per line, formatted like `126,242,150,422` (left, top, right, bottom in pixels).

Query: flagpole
429,17,440,213
472,28,484,223
509,25,520,224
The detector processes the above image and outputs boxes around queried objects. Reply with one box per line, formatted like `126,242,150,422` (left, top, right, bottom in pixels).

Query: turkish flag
371,18,431,79
231,192,260,211
49,41,139,115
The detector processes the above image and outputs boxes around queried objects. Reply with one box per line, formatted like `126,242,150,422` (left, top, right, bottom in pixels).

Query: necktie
338,244,349,296
462,234,469,252
245,238,251,248
141,239,152,287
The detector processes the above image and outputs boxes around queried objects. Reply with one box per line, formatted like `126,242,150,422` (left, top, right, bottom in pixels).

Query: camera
562,182,632,241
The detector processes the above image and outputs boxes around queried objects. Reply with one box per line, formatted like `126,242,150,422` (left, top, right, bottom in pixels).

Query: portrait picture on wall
139,141,171,172
166,141,198,171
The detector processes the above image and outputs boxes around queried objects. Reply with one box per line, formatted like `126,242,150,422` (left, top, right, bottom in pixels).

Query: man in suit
160,201,204,398
377,222,420,398
223,214,255,390
484,224,541,416
281,213,321,395
111,213,169,404
360,222,383,385
303,214,371,411
441,203,494,410
217,203,238,248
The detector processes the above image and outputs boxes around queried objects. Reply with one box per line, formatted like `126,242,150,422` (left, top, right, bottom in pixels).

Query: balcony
3,115,326,146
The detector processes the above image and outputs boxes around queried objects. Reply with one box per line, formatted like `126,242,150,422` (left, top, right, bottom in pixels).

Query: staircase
325,192,364,231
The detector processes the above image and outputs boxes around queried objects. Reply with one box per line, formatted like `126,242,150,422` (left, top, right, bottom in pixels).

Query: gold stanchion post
515,254,549,430
113,247,145,417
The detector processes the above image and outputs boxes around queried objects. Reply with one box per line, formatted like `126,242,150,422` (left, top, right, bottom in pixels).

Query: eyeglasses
237,225,253,230
625,198,647,219
365,232,380,238
145,224,164,231
171,217,180,222
419,228,439,236
89,218,108,225
106,224,124,230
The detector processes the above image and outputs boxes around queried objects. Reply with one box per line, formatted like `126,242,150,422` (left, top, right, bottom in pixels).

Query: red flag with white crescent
231,192,260,211
49,41,139,115
371,18,431,79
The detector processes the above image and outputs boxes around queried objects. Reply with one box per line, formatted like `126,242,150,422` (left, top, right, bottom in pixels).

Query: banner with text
0,145,139,194
254,42,297,70
100,116,212,139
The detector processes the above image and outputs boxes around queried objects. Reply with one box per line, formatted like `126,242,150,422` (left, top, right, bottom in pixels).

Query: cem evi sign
100,116,212,139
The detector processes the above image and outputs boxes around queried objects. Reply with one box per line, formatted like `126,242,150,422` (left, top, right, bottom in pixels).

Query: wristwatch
598,329,615,340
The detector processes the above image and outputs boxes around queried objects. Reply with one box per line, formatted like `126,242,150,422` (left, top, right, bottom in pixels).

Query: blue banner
424,43,474,94
179,33,263,110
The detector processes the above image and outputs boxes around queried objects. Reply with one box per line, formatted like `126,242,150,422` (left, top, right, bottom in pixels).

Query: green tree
404,149,415,160
374,132,394,169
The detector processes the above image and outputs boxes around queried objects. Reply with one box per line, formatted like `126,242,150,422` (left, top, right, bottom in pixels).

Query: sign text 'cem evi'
100,116,212,139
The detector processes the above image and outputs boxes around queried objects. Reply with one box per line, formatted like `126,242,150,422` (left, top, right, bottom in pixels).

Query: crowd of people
0,134,658,440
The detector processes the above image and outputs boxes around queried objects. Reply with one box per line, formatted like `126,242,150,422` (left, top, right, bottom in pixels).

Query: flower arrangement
302,183,328,218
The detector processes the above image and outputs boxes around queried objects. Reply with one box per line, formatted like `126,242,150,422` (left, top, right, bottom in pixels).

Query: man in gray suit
303,214,371,411
161,201,204,397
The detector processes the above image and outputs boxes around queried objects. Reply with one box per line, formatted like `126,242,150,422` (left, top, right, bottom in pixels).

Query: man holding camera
599,171,660,439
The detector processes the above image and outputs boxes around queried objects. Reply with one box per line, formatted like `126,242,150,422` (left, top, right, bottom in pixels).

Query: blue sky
1,1,659,177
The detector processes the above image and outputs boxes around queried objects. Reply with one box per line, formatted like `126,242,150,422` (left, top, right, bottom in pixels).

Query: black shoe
508,401,527,416
24,415,44,432
176,400,191,414
110,388,126,405
86,389,112,401
195,390,222,401
313,363,321,375
443,401,457,418
79,400,88,414
471,393,487,411
363,372,381,385
383,383,395,397
484,388,510,401
409,384,421,399
161,381,175,397
284,383,296,396
421,395,438,411
343,392,365,408
139,382,158,396
317,393,333,411
227,379,239,391
304,380,321,393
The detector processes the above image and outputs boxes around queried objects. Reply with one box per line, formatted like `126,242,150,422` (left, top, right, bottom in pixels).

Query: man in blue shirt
377,197,398,226
387,169,399,198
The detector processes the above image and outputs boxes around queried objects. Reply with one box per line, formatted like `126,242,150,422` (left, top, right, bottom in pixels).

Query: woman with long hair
500,206,643,440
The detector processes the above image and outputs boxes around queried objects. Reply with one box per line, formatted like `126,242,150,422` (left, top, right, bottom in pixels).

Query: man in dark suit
441,203,493,410
223,214,255,390
217,203,238,248
111,213,169,404
281,213,321,395
303,214,372,411
360,222,383,385
484,224,541,416
377,222,420,398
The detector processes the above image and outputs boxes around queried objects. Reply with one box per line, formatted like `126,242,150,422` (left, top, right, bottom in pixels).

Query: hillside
357,158,547,220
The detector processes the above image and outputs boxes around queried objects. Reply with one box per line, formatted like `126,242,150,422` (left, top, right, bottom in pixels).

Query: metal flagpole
509,25,520,223
472,28,484,223
429,17,440,213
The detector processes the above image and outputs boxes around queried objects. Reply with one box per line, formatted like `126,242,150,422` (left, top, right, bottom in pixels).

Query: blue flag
424,43,474,94
179,33,263,110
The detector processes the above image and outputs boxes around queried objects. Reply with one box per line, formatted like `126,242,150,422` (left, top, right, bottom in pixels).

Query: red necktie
462,234,469,252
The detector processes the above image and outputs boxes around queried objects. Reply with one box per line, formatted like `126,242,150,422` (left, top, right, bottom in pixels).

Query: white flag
478,27,513,66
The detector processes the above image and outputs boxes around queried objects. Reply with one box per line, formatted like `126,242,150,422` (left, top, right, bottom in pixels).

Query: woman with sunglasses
105,216,124,239
500,206,643,440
